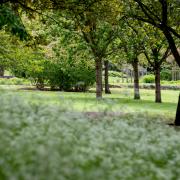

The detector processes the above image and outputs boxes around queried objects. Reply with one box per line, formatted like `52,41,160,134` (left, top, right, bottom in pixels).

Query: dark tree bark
162,28,180,67
175,94,180,126
161,29,180,124
95,59,103,99
132,58,140,100
163,30,180,124
104,60,111,94
0,66,4,76
154,65,162,103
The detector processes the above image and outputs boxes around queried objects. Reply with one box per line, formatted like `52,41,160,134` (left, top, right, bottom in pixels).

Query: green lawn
0,85,178,119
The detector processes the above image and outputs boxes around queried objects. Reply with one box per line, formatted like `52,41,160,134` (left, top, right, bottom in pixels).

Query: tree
0,3,28,75
0,30,28,76
0,31,11,76
4,0,122,98
0,4,28,40
118,21,145,100
122,0,180,65
122,0,180,125
175,95,180,125
63,1,121,98
14,12,97,91
143,26,171,103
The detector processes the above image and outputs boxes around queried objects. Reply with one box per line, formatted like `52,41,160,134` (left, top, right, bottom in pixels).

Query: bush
11,56,95,91
161,70,172,81
45,59,95,91
10,31,96,91
16,58,95,91
141,74,155,83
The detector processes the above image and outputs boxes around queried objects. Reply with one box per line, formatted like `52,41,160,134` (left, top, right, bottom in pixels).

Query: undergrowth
0,93,180,180
0,78,30,85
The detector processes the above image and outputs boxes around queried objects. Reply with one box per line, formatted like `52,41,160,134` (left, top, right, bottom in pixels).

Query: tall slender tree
118,21,145,100
143,27,171,103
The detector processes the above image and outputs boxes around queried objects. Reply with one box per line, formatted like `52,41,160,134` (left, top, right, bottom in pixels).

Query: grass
0,85,178,119
0,78,31,85
0,85,180,179
108,75,180,86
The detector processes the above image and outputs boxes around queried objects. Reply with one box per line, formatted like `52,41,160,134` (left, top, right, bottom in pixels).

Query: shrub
142,74,155,83
11,57,95,91
161,70,172,81
45,59,95,91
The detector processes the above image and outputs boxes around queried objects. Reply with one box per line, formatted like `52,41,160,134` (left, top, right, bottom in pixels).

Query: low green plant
141,74,155,83
161,80,180,85
0,78,30,85
45,59,95,91
0,93,180,180
161,70,172,81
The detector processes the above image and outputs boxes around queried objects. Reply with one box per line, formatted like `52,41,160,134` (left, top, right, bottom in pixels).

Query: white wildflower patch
0,93,179,180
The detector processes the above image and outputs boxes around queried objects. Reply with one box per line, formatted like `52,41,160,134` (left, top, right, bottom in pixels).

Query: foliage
0,31,32,73
108,71,123,78
0,4,28,40
46,59,95,91
141,74,155,83
121,0,180,66
0,78,30,85
11,53,96,91
0,16,96,92
161,70,172,81
0,31,18,69
142,25,170,71
12,56,95,91
46,0,122,98
117,20,145,64
48,19,96,91
161,80,180,85
0,93,180,180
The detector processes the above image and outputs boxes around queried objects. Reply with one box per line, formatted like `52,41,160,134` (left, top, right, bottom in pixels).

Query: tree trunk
154,66,162,103
132,58,140,100
162,29,180,125
175,94,180,126
0,66,4,76
163,29,180,67
95,59,103,99
36,78,44,90
104,60,111,94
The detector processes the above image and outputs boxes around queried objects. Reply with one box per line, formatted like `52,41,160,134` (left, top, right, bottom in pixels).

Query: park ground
0,85,180,179
0,85,178,119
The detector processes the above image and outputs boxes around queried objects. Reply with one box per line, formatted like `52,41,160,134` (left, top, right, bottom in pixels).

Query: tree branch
160,46,170,64
167,26,180,39
159,0,167,24
134,0,161,22
143,50,154,67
